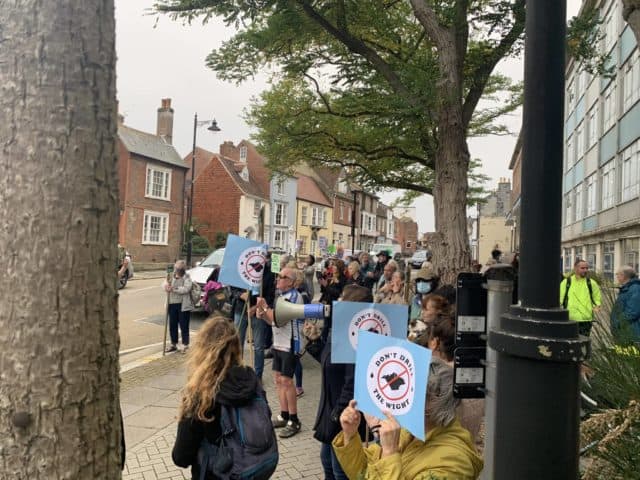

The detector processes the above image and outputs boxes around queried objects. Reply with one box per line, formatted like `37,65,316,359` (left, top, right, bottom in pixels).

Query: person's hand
367,271,374,278
163,282,172,293
339,400,361,443
319,278,328,287
378,411,401,458
248,306,258,318
240,291,248,302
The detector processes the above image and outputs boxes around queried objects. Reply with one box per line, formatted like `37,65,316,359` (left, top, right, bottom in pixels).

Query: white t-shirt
272,289,303,352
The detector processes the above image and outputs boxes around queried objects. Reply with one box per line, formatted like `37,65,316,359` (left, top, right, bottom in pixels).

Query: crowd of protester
171,248,489,479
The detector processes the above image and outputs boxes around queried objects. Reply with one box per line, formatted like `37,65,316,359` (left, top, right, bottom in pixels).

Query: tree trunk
432,104,472,285
0,1,121,478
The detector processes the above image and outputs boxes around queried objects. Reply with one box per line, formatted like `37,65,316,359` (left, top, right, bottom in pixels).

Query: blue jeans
168,303,190,346
234,310,266,380
320,442,347,480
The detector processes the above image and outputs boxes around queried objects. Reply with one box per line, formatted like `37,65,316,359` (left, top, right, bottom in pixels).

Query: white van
370,243,402,262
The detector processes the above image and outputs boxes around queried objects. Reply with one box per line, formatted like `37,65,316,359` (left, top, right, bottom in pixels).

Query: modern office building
561,0,640,280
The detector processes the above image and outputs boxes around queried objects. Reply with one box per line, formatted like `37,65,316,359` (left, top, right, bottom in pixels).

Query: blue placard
354,330,432,440
218,234,267,293
331,301,408,364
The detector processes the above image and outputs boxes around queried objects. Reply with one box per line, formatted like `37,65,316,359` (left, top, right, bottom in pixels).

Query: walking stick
162,266,173,356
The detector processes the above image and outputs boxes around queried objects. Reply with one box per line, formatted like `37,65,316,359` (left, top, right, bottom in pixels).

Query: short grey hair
618,265,638,280
425,357,459,427
175,260,187,269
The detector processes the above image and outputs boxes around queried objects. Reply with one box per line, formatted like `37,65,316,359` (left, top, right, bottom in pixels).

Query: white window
274,202,287,226
276,179,285,196
602,83,617,132
576,123,585,159
563,248,573,272
623,50,640,112
586,244,597,269
311,207,320,226
273,230,284,248
301,206,308,225
339,203,344,221
142,211,169,245
602,241,615,281
145,165,171,201
601,160,616,209
586,174,597,215
564,193,573,226
566,135,575,170
587,105,598,148
322,210,328,228
574,184,583,221
240,145,247,162
622,140,640,201
253,199,261,217
623,238,639,272
602,2,618,54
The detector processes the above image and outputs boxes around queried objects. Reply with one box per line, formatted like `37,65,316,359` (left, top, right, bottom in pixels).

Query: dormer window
240,145,247,162
240,165,249,181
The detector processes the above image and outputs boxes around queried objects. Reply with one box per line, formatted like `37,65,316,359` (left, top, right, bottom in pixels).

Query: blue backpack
197,391,278,480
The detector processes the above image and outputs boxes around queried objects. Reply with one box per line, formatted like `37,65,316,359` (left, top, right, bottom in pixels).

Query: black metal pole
486,1,589,478
351,190,357,254
187,113,197,267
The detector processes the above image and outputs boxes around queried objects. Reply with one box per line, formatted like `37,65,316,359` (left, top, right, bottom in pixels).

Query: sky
115,0,582,233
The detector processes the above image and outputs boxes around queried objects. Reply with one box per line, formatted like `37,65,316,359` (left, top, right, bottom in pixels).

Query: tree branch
407,0,449,50
462,0,525,128
295,0,418,108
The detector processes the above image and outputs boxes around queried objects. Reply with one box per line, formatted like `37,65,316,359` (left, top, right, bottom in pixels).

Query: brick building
187,146,269,246
117,98,187,265
395,216,419,255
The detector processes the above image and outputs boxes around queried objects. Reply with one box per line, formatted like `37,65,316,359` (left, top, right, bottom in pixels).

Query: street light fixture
350,186,362,256
186,113,221,267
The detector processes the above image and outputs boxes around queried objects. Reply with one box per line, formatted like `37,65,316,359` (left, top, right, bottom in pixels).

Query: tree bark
431,105,472,285
0,1,121,478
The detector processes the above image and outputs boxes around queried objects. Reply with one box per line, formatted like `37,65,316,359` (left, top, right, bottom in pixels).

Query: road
118,277,208,367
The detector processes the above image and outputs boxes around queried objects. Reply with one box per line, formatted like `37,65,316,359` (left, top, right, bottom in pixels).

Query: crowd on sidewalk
156,246,640,480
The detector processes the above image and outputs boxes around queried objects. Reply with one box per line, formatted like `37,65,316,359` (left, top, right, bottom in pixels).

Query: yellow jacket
332,419,483,480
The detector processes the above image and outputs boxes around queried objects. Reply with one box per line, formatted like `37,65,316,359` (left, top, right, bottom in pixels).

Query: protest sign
354,330,432,440
271,253,281,274
218,234,267,293
331,302,408,363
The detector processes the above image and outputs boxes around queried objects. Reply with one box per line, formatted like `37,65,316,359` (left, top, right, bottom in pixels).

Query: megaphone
273,297,331,328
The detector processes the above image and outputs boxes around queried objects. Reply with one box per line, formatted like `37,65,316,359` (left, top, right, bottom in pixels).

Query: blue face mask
416,281,431,294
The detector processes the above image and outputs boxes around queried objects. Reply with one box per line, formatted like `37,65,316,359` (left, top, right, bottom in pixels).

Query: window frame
142,210,169,245
601,160,616,210
274,202,287,226
586,174,598,216
145,165,172,201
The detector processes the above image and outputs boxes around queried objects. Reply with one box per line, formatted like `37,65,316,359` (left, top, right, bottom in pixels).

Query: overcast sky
116,0,582,232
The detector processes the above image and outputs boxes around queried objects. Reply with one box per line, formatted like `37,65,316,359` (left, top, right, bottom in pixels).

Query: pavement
120,344,324,480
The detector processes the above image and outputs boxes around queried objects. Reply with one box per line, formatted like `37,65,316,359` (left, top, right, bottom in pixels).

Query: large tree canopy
155,0,526,279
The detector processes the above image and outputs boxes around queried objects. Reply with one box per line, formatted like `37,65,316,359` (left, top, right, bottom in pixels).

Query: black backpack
197,391,278,480
562,275,595,309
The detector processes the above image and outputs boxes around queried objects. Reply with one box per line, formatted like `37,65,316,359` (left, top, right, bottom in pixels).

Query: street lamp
350,187,361,255
186,113,221,267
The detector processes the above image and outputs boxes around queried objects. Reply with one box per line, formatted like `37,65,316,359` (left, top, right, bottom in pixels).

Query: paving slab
121,386,175,407
126,405,177,429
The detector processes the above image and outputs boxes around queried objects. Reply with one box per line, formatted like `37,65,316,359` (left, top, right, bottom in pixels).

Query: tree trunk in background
432,104,472,286
0,1,121,478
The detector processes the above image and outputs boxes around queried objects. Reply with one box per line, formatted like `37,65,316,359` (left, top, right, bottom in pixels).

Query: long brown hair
178,316,242,422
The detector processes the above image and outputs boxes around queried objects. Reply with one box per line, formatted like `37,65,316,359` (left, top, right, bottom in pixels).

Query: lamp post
350,187,361,255
186,113,220,267
485,1,589,477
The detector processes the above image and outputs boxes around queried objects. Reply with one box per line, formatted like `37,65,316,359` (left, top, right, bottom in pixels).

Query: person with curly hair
171,316,269,479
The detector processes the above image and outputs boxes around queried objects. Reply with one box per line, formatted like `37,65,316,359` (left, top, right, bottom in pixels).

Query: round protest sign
348,308,391,349
366,346,416,415
238,246,266,288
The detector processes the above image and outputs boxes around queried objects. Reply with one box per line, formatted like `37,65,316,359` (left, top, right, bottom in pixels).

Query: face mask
416,281,431,294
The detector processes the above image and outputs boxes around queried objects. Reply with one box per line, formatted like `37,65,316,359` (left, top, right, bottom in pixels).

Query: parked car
410,250,428,269
187,248,225,311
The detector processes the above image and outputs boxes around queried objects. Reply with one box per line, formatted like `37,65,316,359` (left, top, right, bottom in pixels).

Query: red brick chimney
219,141,238,160
157,98,174,144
